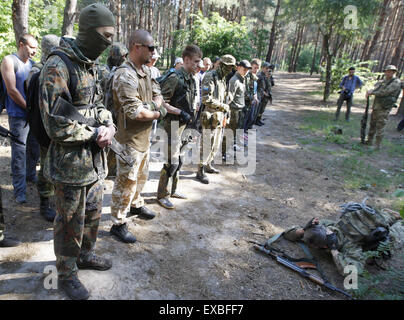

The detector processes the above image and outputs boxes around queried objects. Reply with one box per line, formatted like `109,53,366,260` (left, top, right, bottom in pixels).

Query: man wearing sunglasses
109,30,168,243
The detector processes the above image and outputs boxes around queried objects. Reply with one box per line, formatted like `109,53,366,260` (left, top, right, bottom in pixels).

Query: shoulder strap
48,51,78,102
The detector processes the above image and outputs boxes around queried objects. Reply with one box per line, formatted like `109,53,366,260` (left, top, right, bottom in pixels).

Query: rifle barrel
254,245,354,300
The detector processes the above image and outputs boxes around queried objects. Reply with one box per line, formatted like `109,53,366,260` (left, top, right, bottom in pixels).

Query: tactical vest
336,208,389,242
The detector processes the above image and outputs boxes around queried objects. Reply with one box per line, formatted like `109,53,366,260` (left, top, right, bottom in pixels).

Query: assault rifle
254,244,354,300
176,93,201,142
360,96,370,144
51,97,135,167
0,125,25,145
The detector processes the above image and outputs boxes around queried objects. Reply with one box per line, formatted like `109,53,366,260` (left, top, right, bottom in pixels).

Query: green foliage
190,12,254,60
0,0,15,60
320,55,381,94
0,0,66,61
294,45,321,73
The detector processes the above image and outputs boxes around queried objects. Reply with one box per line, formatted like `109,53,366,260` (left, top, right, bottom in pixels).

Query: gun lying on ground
52,97,135,167
253,244,354,300
0,125,25,145
360,96,370,144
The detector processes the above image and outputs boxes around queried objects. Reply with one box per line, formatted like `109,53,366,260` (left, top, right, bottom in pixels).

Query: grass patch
298,106,404,194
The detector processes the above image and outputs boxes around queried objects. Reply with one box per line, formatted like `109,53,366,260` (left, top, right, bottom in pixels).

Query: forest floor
0,72,403,300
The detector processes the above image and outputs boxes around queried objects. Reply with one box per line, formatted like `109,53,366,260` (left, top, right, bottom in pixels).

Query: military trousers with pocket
157,119,187,199
200,110,225,166
54,180,104,280
111,146,150,225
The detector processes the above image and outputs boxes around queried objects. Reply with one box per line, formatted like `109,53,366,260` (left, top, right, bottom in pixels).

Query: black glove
180,110,192,124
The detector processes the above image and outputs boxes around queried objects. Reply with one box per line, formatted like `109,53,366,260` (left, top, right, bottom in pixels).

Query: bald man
109,30,167,243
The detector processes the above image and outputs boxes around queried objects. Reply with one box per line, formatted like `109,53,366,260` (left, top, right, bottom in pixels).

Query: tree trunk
292,24,305,72
310,28,320,76
61,0,77,37
170,0,183,67
265,0,282,63
147,0,153,33
12,0,30,44
363,0,391,62
323,34,332,102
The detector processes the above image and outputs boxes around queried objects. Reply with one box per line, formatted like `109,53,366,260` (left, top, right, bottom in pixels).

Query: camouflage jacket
227,72,246,110
373,77,402,108
322,209,402,275
244,72,258,105
39,37,113,186
160,67,197,120
112,59,161,152
257,71,271,99
201,69,228,113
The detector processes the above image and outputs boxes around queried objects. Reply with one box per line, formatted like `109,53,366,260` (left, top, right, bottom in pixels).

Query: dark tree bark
61,0,77,37
310,28,320,76
363,0,391,62
265,0,282,63
12,0,30,45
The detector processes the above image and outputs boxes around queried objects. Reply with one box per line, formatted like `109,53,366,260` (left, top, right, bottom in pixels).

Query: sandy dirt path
0,72,381,300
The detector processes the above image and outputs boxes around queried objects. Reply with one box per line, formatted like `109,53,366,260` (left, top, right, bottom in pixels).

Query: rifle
0,125,25,145
176,93,201,142
254,244,354,300
360,96,370,144
51,97,135,167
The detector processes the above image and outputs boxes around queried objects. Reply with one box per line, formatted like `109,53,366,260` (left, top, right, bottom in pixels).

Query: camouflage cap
107,42,128,68
262,62,271,69
220,54,236,66
41,34,60,64
109,42,128,59
384,65,398,72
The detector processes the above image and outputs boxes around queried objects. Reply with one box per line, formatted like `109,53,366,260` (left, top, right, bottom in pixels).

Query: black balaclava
75,3,116,61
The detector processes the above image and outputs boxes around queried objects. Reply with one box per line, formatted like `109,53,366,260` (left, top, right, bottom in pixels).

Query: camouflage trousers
111,146,150,225
0,189,5,241
222,108,241,156
54,180,104,280
367,105,392,147
157,120,187,199
257,97,269,118
36,146,54,198
200,110,226,166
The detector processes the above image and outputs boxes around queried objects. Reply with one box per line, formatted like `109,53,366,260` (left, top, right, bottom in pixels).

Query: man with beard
109,30,167,242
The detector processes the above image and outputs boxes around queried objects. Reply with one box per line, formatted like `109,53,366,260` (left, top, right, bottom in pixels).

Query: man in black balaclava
39,3,116,300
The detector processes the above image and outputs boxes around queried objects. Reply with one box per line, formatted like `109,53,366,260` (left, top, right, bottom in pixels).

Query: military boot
157,197,175,209
77,252,112,271
40,196,56,222
58,275,90,300
0,237,20,247
129,206,156,219
196,165,209,184
110,223,137,243
205,164,220,174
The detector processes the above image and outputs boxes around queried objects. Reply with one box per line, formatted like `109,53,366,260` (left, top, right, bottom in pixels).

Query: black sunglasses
135,43,155,52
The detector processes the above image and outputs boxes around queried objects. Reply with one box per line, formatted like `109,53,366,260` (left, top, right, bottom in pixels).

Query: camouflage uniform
26,34,60,199
222,71,246,155
110,60,161,225
256,70,272,121
200,69,229,167
284,209,404,276
367,75,402,147
39,37,113,280
243,71,258,130
157,67,197,200
101,43,128,177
